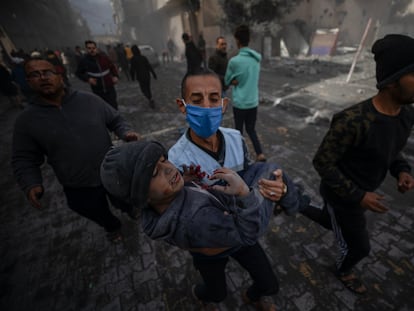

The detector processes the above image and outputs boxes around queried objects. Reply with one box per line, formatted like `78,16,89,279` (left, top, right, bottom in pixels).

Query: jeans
233,106,263,155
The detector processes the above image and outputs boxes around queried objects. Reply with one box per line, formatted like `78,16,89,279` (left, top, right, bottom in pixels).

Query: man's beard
396,82,414,105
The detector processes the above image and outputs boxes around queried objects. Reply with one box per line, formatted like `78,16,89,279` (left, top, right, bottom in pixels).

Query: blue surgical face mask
182,99,223,138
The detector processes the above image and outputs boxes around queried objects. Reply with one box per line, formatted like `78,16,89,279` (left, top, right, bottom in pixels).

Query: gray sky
68,0,115,35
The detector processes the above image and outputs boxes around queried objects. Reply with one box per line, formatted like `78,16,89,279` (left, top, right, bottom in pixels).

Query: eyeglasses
27,70,58,80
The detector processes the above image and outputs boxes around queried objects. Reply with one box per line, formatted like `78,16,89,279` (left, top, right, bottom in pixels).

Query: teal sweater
224,47,262,109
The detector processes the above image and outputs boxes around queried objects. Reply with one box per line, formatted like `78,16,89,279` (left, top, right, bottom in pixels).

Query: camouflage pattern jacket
313,98,414,207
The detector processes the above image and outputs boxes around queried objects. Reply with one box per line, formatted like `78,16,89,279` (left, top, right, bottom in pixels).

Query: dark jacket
313,98,414,207
11,63,32,98
12,89,133,193
185,41,202,74
130,55,156,81
208,50,228,90
76,53,118,93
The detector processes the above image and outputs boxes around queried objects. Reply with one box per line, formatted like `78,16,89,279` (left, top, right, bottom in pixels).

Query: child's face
147,156,184,207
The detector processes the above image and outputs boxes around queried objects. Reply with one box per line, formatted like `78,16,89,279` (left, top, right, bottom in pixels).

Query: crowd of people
3,26,414,311
0,41,160,109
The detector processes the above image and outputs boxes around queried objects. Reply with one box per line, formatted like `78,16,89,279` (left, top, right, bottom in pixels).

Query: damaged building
0,0,91,54
110,0,414,60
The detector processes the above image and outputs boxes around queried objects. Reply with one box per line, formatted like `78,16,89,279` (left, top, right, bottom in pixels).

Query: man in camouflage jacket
311,34,414,294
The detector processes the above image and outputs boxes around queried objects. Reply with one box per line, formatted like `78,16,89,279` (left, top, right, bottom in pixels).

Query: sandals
337,271,367,295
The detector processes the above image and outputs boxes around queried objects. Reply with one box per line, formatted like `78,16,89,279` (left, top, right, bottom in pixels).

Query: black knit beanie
100,141,167,209
372,34,414,89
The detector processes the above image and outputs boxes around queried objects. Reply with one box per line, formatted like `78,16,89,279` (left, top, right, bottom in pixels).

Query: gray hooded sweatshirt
141,162,307,251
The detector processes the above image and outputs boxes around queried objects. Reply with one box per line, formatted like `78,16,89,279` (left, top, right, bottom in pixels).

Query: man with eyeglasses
11,58,140,243
76,40,120,109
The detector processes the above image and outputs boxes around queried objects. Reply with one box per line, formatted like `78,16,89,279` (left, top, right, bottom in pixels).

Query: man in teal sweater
225,25,266,162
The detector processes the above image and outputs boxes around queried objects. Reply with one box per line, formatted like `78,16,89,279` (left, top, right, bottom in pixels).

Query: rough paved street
1,57,414,311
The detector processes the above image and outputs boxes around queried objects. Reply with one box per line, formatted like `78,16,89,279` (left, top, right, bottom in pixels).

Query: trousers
192,242,279,303
138,78,152,101
302,198,371,273
64,185,121,233
93,86,118,110
232,106,263,155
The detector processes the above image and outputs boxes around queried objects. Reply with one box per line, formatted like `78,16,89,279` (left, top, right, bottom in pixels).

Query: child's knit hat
100,141,167,209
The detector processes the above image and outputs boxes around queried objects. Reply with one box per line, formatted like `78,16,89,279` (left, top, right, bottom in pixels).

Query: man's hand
27,185,44,209
360,192,388,213
397,172,414,193
210,167,249,196
88,77,97,86
258,169,286,201
124,131,140,141
112,76,119,84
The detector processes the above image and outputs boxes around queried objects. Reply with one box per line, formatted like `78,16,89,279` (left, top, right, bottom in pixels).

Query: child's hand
209,167,249,196
182,164,207,183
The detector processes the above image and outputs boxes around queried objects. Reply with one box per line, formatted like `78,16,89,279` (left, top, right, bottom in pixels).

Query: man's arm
258,170,286,202
389,152,411,179
224,59,234,87
208,55,216,71
387,152,413,192
313,112,365,204
11,119,45,208
397,171,414,193
208,56,220,76
208,56,225,86
224,59,239,87
108,57,119,78
104,100,140,141
146,58,157,79
75,58,89,82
